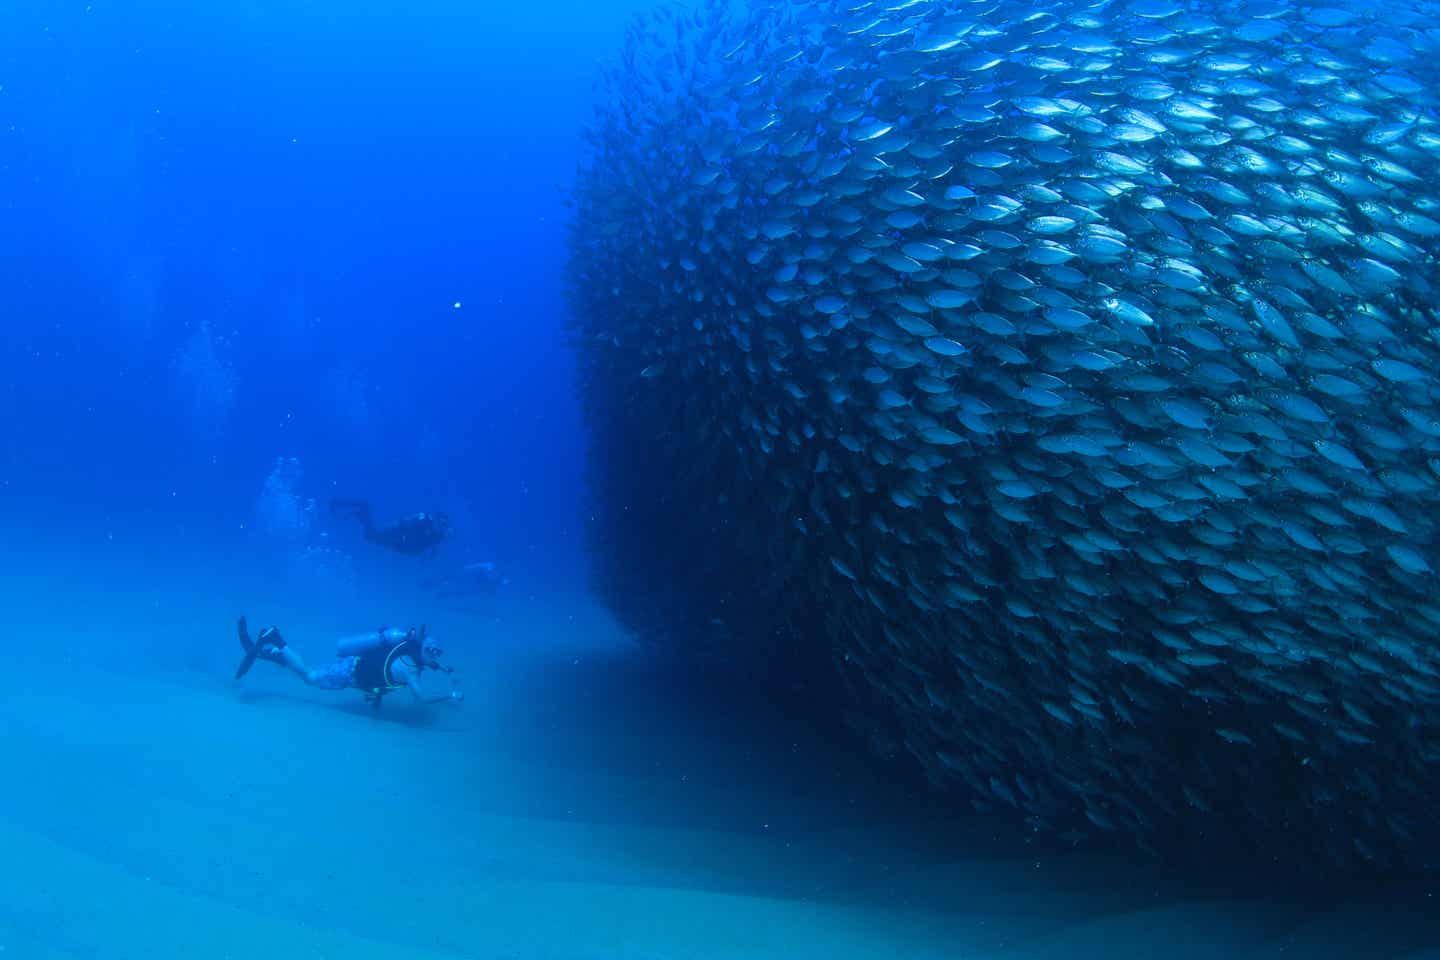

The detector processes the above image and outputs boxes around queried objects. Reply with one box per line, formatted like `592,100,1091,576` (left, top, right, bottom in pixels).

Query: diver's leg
330,499,376,539
357,504,377,541
254,637,353,690
299,656,359,690
267,644,313,682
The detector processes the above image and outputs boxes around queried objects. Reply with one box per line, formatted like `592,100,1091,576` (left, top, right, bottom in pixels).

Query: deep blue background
0,0,658,584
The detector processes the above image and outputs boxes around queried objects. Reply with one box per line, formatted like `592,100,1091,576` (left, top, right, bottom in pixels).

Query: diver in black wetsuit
331,500,451,557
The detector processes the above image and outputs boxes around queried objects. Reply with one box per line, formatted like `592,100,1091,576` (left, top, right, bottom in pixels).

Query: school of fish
566,0,1440,871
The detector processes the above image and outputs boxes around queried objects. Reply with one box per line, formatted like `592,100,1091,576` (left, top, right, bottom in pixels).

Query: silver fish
569,0,1440,874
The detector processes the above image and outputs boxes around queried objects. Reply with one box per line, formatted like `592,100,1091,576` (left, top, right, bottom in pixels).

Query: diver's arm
393,657,463,704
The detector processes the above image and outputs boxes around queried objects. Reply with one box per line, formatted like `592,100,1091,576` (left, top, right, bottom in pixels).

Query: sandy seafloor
1,520,1437,960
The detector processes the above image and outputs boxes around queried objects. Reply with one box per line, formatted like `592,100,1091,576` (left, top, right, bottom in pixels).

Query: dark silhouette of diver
422,561,510,598
234,617,463,709
331,500,451,557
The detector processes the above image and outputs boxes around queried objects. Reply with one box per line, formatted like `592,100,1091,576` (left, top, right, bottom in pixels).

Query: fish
567,0,1440,874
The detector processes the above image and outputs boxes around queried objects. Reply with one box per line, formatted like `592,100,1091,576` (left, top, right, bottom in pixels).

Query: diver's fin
234,619,286,679
234,616,260,679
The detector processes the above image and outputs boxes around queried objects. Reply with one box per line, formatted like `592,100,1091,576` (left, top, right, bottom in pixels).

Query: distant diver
330,499,451,557
422,560,510,598
234,616,463,709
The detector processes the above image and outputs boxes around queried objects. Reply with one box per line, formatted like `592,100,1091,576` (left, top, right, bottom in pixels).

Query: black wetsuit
353,634,423,699
332,500,449,556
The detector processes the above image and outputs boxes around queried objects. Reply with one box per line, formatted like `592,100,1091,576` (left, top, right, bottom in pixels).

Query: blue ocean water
2,2,1439,958
1,0,652,581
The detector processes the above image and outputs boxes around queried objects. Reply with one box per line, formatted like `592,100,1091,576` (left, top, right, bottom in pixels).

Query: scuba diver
330,500,451,557
422,560,510,599
233,616,463,709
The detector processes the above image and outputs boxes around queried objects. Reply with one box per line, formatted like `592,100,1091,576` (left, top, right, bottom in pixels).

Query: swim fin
235,616,260,679
234,618,287,679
